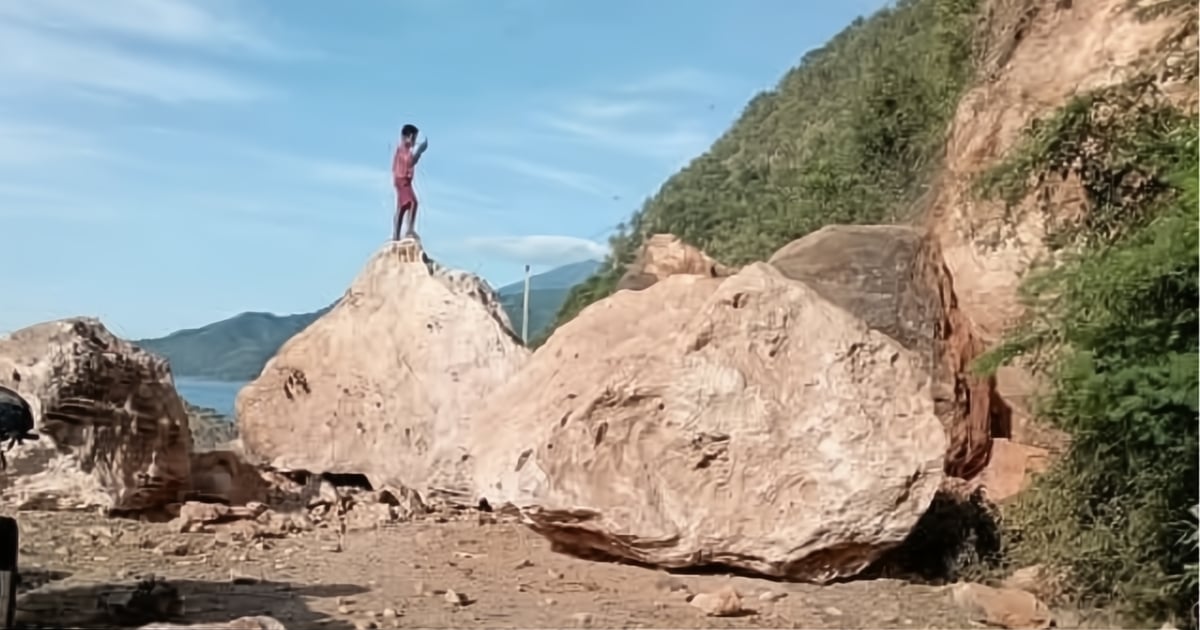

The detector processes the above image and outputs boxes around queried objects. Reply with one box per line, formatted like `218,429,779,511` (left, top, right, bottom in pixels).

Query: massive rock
616,233,733,291
469,263,946,581
0,318,192,511
768,224,1010,479
237,240,529,497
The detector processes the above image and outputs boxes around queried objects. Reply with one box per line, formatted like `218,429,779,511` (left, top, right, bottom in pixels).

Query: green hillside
497,260,602,341
139,260,600,381
137,307,332,381
556,0,980,326
500,288,571,341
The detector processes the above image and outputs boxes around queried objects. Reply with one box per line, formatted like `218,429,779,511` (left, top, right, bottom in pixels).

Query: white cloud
541,115,709,160
0,0,295,105
0,0,282,55
485,156,608,196
462,235,608,266
617,68,729,96
0,122,114,165
562,97,661,121
525,69,724,161
0,24,270,104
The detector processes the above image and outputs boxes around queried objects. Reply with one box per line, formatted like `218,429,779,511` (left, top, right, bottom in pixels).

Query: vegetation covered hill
557,0,980,326
139,260,600,380
138,308,333,382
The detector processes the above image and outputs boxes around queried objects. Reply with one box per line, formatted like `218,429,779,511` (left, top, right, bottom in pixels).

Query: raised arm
413,138,429,165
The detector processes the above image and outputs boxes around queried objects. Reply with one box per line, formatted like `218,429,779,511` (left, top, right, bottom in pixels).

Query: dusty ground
4,509,999,629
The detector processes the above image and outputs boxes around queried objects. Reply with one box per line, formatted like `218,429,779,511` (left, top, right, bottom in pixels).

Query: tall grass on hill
554,0,981,329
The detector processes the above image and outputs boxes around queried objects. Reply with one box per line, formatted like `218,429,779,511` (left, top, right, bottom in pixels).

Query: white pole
522,264,531,343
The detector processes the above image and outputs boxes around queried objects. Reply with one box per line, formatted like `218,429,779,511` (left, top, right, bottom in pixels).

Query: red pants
395,179,417,209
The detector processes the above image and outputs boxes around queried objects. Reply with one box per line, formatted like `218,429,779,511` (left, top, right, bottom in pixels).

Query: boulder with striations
236,240,529,499
768,224,1011,479
616,233,733,292
469,262,946,581
0,318,192,512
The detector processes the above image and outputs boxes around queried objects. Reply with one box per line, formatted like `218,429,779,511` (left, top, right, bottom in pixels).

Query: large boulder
616,233,733,291
237,240,529,497
0,318,192,511
768,225,1010,479
469,263,946,581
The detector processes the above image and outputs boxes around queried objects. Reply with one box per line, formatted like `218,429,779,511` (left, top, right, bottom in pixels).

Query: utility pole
522,264,531,343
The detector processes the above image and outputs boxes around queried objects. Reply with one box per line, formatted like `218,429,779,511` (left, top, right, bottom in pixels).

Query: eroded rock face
237,240,529,497
616,233,733,291
470,263,946,581
768,225,1010,479
925,0,1189,441
0,318,192,511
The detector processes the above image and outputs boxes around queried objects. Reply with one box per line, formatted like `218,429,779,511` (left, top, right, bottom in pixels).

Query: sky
0,0,887,339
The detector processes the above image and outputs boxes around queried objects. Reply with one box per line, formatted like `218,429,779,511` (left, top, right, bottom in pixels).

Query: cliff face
923,0,1196,440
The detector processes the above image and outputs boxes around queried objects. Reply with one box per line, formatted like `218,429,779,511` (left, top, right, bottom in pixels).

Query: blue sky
0,0,886,339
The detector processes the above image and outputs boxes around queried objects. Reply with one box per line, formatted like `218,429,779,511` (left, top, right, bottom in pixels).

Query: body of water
174,377,247,417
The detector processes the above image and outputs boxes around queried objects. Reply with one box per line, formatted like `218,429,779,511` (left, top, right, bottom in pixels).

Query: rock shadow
14,574,367,629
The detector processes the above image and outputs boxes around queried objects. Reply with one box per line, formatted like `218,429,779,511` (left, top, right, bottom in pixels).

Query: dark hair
401,124,419,138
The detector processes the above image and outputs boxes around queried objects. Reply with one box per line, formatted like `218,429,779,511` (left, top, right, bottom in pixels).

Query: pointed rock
237,240,529,496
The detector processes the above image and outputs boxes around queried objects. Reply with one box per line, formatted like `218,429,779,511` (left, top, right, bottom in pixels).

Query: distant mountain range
137,259,601,382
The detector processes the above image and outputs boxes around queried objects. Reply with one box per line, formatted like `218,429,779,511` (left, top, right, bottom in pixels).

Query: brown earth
7,509,1123,629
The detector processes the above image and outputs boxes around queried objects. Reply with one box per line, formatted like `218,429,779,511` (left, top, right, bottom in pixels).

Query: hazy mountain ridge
139,259,601,381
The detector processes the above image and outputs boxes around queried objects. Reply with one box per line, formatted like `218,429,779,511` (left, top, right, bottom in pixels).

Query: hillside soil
6,510,1014,629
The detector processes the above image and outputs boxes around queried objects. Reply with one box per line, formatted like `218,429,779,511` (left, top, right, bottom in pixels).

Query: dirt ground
4,509,1001,629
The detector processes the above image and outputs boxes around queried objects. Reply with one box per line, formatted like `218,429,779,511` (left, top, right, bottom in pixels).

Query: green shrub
977,83,1199,626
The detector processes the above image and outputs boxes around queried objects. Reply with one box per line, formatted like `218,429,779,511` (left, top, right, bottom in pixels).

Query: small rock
353,621,377,630
412,581,427,596
950,582,1054,630
653,575,689,593
1003,564,1060,601
688,586,747,617
154,541,189,557
337,604,352,615
758,590,786,602
381,608,398,619
546,568,564,580
823,606,843,617
513,559,534,570
570,612,595,627
229,570,260,585
443,589,467,606
543,597,557,606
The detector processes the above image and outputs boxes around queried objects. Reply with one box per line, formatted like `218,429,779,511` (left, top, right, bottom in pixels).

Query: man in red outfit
392,123,429,240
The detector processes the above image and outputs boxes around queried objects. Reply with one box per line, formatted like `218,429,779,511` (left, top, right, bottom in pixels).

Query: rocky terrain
9,506,1071,630
0,235,1062,630
0,0,1194,628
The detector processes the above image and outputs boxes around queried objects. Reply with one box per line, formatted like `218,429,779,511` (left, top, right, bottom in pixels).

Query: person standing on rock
392,123,429,241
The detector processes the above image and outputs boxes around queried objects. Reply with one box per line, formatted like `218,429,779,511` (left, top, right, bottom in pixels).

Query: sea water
174,377,245,417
